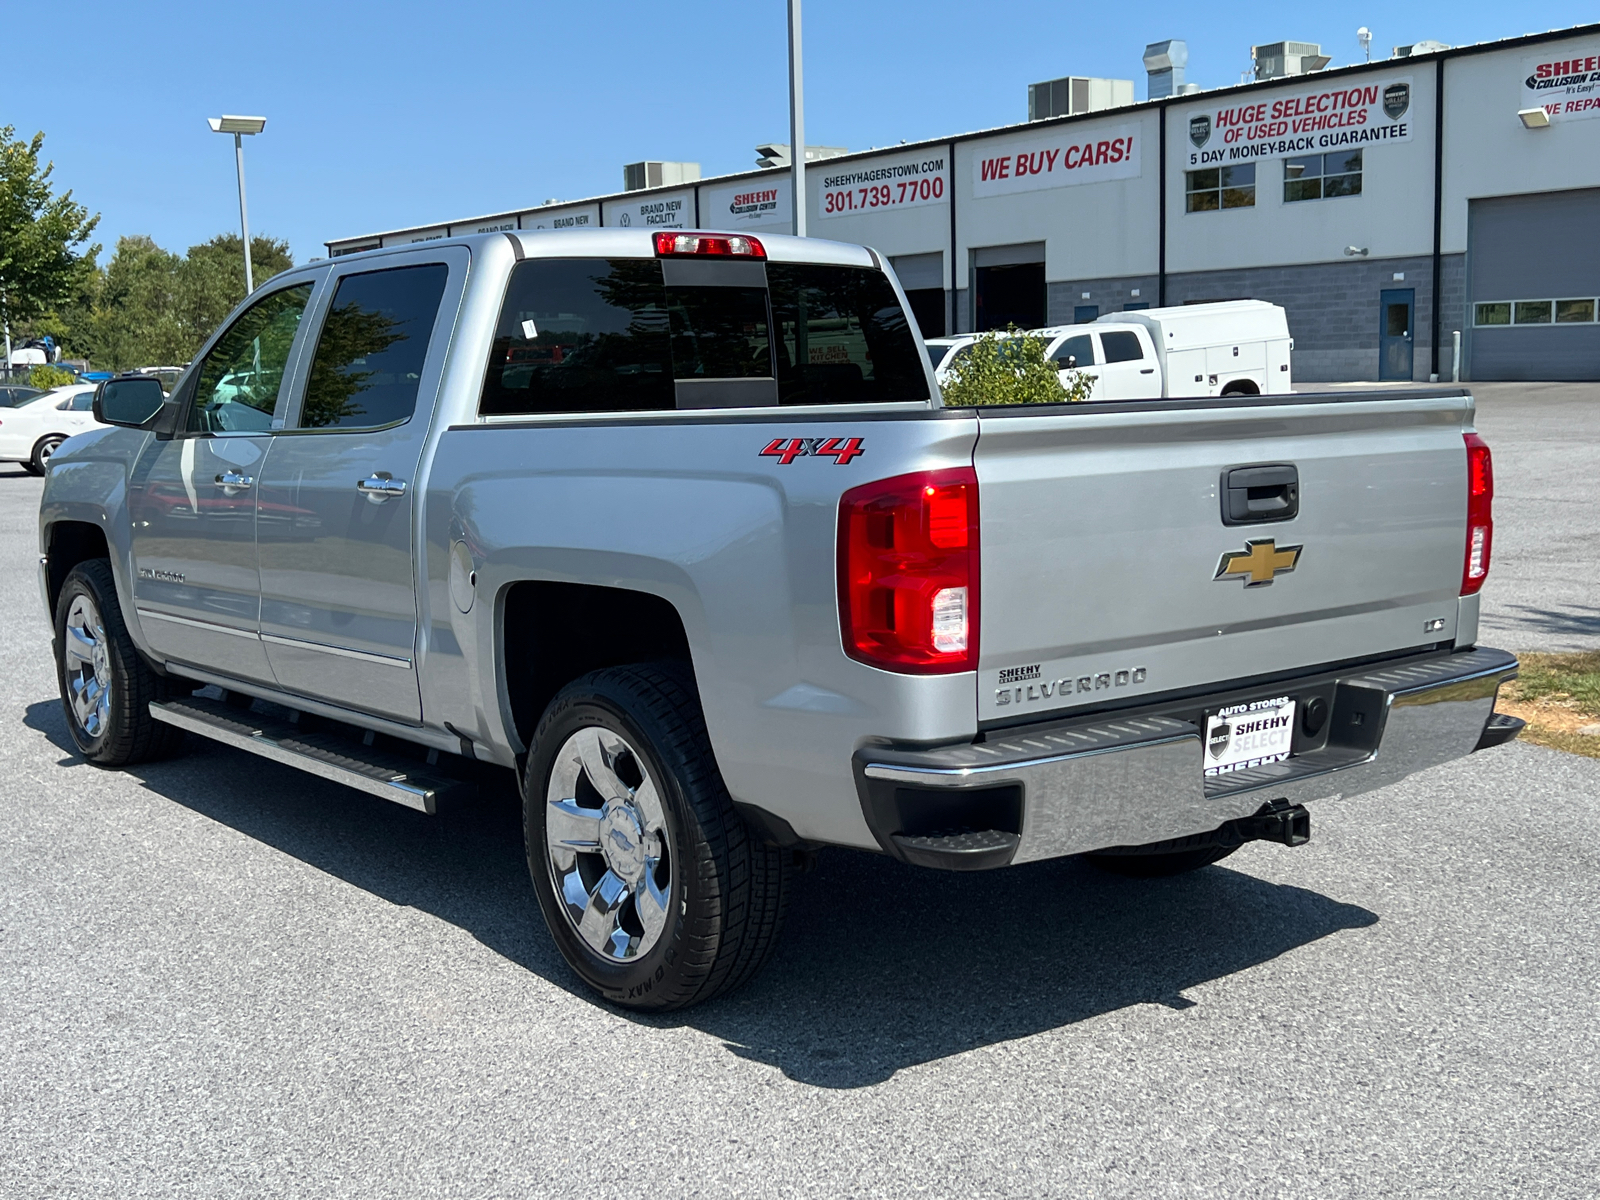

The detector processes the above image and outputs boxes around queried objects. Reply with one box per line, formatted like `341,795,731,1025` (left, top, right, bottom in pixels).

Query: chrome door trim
137,608,262,641
259,632,414,669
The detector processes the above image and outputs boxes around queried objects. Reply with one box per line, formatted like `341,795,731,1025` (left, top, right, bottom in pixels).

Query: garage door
972,242,1045,332
1469,188,1600,381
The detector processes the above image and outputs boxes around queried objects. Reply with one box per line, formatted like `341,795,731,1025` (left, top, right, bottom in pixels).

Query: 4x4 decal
759,437,865,465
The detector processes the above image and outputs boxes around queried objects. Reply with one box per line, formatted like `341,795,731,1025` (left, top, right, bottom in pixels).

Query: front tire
524,664,791,1011
54,560,185,766
30,435,64,475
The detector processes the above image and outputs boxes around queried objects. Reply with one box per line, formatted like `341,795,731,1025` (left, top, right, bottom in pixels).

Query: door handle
356,474,408,502
213,471,253,492
1139,368,1155,374
1221,463,1299,526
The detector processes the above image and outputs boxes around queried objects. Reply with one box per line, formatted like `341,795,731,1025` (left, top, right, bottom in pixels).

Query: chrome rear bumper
853,647,1519,870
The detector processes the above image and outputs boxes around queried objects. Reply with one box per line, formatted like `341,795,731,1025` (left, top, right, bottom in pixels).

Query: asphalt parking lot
3,387,1598,1198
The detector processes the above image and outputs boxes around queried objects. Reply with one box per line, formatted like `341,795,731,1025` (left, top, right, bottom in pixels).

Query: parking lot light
207,115,267,293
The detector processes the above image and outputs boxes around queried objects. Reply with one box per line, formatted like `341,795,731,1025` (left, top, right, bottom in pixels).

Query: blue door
1379,288,1414,380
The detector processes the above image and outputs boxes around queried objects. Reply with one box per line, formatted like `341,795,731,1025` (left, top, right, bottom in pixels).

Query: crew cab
39,229,1520,1011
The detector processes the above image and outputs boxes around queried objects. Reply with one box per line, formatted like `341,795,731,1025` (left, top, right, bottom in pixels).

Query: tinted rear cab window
479,257,929,416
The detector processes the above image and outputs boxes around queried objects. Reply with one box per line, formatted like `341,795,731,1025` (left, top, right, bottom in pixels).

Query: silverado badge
1215,539,1302,587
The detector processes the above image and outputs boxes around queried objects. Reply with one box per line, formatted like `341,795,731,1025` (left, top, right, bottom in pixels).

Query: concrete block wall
1046,276,1162,326
1166,255,1460,382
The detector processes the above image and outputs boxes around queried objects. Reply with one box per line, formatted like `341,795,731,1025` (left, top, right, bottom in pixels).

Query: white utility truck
928,300,1294,401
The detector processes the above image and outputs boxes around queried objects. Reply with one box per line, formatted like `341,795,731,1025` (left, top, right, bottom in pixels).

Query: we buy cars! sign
1523,47,1600,121
971,125,1141,197
1183,77,1413,166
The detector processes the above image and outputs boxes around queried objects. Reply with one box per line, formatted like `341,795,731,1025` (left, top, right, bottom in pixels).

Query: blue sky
6,0,1595,266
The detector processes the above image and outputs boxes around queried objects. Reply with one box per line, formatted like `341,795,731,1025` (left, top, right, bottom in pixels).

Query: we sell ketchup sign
971,124,1141,197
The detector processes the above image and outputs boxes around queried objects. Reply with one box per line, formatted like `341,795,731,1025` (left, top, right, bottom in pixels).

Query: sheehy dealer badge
1205,695,1296,777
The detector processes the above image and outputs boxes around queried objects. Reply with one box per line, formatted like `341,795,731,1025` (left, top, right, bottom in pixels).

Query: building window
1475,299,1598,326
1186,165,1255,212
1283,150,1363,202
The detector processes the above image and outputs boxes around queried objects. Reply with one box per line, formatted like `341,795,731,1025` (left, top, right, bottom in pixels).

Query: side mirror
1061,355,1078,369
93,376,167,429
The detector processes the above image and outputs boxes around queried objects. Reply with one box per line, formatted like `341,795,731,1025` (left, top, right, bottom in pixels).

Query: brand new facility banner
1523,47,1600,121
1182,76,1415,167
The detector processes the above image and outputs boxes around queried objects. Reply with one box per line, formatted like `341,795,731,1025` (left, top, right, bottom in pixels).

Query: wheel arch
1220,378,1261,396
43,519,112,616
497,580,695,754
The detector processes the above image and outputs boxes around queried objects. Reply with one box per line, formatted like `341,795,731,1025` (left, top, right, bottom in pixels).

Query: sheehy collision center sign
1183,77,1414,166
1523,48,1600,121
970,127,1140,197
700,178,792,229
819,149,950,217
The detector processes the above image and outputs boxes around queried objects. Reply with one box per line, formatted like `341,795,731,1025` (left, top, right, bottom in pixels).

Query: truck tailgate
974,393,1473,723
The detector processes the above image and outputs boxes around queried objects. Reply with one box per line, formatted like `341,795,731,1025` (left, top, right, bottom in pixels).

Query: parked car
0,385,44,407
40,229,1520,1013
0,384,103,474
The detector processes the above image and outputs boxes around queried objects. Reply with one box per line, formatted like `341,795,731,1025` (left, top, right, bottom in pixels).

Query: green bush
28,364,76,391
939,327,1093,407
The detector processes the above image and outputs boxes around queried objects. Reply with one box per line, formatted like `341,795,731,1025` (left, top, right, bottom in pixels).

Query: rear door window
296,264,449,430
767,263,929,405
1099,330,1145,363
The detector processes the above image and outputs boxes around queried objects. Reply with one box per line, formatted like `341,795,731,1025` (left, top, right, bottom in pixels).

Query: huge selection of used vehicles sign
1183,77,1414,167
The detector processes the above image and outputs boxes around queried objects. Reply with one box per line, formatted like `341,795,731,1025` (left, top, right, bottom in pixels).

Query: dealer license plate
1204,695,1296,777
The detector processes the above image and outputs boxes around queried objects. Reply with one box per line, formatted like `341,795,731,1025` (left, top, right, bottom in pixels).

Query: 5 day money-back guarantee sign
1183,76,1414,166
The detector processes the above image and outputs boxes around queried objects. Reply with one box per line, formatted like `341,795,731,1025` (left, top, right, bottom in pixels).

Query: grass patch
1497,650,1600,758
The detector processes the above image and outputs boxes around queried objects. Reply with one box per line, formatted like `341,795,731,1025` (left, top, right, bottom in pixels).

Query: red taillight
838,468,978,674
1461,432,1493,596
653,231,766,258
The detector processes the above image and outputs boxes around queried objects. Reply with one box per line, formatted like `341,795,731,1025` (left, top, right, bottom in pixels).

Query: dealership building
327,23,1600,382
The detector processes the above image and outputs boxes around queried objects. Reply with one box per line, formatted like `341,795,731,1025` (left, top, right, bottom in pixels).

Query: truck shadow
24,700,1378,1090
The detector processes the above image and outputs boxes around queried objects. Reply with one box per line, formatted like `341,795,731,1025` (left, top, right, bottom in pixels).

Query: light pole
787,0,805,237
207,115,267,294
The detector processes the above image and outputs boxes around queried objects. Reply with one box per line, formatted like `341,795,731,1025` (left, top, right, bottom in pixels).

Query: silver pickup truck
40,229,1521,1010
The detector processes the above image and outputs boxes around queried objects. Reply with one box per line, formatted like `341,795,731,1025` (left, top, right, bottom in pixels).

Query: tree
178,234,293,344
940,328,1094,406
74,233,294,370
0,127,100,336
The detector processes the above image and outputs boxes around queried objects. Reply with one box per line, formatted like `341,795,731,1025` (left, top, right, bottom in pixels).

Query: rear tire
1086,844,1238,877
54,559,186,766
31,435,64,475
524,664,791,1011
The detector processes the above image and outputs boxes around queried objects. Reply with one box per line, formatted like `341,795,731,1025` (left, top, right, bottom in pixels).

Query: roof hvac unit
1393,40,1450,58
622,161,702,192
1028,76,1135,121
1251,41,1331,81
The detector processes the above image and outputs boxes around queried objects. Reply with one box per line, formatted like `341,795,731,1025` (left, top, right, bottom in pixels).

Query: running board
149,696,464,814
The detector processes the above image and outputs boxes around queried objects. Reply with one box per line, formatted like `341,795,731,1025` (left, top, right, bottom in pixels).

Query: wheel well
501,581,693,747
45,521,110,614
1220,379,1260,396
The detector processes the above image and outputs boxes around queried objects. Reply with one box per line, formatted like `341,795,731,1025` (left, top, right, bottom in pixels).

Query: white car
925,336,976,386
0,384,105,475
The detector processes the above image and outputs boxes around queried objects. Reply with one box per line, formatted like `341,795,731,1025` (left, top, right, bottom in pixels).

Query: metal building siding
1468,187,1600,380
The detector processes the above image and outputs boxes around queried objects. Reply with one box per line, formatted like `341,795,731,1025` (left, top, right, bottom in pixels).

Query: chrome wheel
544,726,672,961
62,593,113,739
